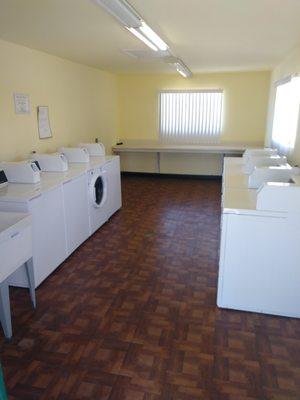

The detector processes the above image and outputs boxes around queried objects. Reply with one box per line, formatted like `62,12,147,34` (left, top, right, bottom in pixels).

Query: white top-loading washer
40,164,90,256
60,169,90,255
0,161,41,183
59,147,90,163
33,153,68,172
243,155,288,174
79,143,105,156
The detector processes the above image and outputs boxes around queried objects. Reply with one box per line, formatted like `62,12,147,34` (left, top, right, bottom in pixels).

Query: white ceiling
0,0,300,73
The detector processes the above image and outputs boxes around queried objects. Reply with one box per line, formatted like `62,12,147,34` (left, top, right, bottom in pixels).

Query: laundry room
0,1,300,399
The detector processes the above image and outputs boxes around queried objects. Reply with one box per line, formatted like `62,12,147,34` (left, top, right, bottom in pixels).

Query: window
271,75,300,153
159,90,223,143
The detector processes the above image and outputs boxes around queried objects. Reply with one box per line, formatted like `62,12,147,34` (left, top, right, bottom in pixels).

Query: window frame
271,73,300,154
158,89,224,144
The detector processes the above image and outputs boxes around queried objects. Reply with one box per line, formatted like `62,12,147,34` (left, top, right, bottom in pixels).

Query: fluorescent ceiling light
92,0,191,75
139,22,169,51
176,65,189,78
93,0,142,28
93,0,168,52
164,57,192,78
174,60,192,78
126,27,158,51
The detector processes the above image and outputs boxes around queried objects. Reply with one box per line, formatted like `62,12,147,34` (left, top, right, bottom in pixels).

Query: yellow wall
117,71,270,144
0,39,118,161
0,38,272,163
266,45,300,165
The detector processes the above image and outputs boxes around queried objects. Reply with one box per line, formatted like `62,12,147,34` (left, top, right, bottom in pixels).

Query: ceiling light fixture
92,0,192,77
139,22,169,51
165,57,192,78
93,0,141,28
126,27,158,51
175,62,192,78
93,0,167,52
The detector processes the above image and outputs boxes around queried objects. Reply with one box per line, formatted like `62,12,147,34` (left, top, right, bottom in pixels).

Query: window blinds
159,90,223,143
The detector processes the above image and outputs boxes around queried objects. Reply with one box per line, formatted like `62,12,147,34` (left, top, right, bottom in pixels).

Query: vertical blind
159,90,223,143
272,76,300,154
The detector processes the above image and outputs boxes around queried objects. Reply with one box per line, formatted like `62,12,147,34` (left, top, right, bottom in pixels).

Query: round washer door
89,172,107,208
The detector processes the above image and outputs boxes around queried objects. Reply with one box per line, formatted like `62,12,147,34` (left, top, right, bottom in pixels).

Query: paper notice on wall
37,106,52,139
14,93,30,114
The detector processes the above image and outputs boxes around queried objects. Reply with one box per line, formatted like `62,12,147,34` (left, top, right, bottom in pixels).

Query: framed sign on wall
14,93,30,114
37,106,52,139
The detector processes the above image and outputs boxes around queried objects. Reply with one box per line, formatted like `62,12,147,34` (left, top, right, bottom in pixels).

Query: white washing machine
87,165,109,234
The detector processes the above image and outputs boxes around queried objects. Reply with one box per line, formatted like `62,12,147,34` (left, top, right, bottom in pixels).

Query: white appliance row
223,147,298,190
0,149,121,289
0,143,106,181
217,153,300,318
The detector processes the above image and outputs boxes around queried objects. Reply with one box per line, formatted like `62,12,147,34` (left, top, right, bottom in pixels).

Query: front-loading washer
88,166,109,234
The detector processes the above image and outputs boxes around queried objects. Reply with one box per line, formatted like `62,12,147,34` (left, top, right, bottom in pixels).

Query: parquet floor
1,174,300,400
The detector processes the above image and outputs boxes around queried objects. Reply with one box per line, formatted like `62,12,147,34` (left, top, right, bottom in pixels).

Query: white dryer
87,166,109,234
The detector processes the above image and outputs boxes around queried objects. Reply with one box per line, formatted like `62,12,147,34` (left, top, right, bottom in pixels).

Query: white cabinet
0,186,67,288
106,157,122,219
63,173,90,255
30,187,67,286
217,213,300,317
218,156,300,318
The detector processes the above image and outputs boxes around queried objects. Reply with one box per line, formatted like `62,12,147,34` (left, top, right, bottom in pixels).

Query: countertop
112,142,262,154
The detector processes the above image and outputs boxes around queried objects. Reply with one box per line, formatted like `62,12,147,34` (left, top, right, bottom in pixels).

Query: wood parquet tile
1,174,300,399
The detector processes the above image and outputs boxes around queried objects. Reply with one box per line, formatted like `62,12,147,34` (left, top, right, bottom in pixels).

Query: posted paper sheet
14,93,30,114
37,106,52,139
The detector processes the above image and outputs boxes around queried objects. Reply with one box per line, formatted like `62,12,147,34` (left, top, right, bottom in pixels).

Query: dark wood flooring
1,175,300,400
